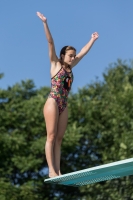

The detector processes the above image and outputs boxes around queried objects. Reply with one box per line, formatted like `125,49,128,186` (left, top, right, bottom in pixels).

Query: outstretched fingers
36,11,47,23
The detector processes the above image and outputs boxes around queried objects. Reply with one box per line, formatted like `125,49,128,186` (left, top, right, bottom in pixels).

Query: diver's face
62,50,76,65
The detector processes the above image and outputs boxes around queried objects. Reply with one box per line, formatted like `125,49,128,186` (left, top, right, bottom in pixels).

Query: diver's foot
49,172,59,178
59,170,62,176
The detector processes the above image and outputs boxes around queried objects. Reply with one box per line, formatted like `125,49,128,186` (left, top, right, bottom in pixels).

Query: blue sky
0,1,133,93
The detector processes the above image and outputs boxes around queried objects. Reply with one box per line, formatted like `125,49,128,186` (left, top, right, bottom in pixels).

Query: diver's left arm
71,32,99,68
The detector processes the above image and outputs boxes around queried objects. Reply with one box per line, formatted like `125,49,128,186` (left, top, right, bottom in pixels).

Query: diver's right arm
36,12,58,63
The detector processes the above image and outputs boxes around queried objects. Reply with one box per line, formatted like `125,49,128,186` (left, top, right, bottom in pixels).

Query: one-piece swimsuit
48,66,73,115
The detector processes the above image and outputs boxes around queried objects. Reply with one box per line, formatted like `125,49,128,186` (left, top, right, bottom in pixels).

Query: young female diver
37,11,99,178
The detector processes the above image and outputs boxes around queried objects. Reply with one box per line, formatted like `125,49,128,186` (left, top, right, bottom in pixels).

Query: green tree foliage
0,60,133,199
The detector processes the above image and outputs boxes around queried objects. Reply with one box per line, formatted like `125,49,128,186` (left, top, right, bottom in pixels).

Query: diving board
44,158,133,186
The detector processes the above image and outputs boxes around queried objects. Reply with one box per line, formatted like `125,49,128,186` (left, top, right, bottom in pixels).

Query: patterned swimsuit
48,66,73,115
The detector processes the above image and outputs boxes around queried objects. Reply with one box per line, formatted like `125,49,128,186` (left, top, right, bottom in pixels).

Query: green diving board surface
44,158,133,186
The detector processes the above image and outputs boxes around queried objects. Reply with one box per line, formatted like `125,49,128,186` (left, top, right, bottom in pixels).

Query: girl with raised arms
37,11,99,178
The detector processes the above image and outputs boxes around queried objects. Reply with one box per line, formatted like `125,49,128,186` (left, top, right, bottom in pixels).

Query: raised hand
91,32,99,41
36,12,47,23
